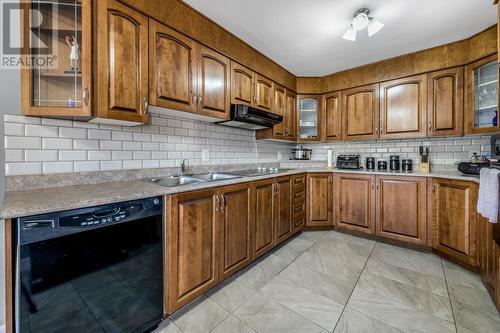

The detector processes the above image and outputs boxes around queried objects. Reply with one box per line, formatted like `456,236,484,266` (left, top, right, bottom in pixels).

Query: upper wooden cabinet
255,74,273,112
375,176,427,246
271,84,287,138
149,21,230,120
231,62,254,106
22,0,92,118
379,74,427,139
334,174,376,235
465,54,499,134
431,178,478,268
285,90,297,140
324,91,342,141
306,173,333,227
427,67,464,137
342,84,379,141
297,95,322,141
96,0,149,123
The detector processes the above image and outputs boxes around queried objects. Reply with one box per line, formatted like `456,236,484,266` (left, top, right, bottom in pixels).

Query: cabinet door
197,46,231,119
342,84,379,140
285,90,297,140
432,178,477,267
335,174,376,235
428,67,464,137
465,54,499,134
253,179,275,258
231,62,254,106
379,75,427,139
271,84,287,138
477,215,498,299
324,91,342,141
297,95,322,141
275,177,292,244
219,184,253,279
149,20,197,114
167,190,219,313
96,0,148,123
376,176,427,245
306,173,333,227
255,74,273,112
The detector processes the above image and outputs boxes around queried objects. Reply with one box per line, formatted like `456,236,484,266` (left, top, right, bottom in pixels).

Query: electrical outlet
202,149,210,161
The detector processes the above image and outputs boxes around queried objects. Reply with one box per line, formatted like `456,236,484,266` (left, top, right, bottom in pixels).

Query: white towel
477,168,500,223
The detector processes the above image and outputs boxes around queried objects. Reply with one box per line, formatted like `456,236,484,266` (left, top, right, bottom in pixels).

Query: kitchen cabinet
149,22,230,120
427,67,464,137
255,74,274,112
431,178,478,268
379,74,427,139
219,183,253,279
256,88,296,141
465,54,499,134
324,91,342,141
297,95,322,141
231,61,254,106
477,215,500,311
95,0,149,124
306,173,334,227
21,0,92,118
375,176,427,246
270,84,287,138
167,189,219,312
285,90,297,140
292,174,306,232
253,179,276,258
275,177,293,244
342,84,379,141
334,174,376,235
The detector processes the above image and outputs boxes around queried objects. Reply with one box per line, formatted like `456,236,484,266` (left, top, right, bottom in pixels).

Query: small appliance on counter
419,146,430,172
457,152,490,175
336,154,361,169
378,160,388,170
390,155,400,171
402,159,413,172
366,157,376,170
290,146,312,160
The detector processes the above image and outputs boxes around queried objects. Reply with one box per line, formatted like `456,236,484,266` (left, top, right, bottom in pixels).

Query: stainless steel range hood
216,104,283,130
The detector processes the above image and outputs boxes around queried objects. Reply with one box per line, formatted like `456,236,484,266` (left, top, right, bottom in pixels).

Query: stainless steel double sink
148,173,242,187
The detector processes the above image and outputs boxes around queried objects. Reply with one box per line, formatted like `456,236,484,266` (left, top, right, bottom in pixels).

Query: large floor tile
371,243,444,279
271,242,303,262
443,260,488,291
333,307,404,333
234,262,276,292
451,298,500,333
312,235,374,258
285,237,314,253
323,231,376,249
279,260,355,305
210,315,256,333
364,257,448,296
297,230,328,243
357,270,453,321
260,275,344,331
153,319,182,333
348,287,456,333
449,284,498,313
206,278,256,313
253,252,293,275
234,293,328,333
170,296,229,333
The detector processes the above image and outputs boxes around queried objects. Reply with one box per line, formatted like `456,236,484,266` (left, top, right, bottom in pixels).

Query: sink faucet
180,159,187,176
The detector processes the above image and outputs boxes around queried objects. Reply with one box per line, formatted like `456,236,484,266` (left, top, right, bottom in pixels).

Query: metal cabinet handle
198,94,203,108
220,194,225,211
371,182,374,190
143,97,148,114
215,195,220,212
376,182,379,190
192,92,198,106
83,85,89,106
329,176,333,183
428,121,432,131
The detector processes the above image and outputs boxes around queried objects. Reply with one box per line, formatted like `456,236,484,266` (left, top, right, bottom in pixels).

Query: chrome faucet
180,159,187,176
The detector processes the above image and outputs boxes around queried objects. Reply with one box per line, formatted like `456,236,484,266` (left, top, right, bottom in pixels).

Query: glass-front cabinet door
21,0,92,117
465,54,499,134
297,95,321,141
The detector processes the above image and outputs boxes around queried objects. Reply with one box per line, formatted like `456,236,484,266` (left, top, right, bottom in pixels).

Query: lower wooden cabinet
292,174,306,232
431,178,478,267
253,179,276,258
334,174,376,235
275,177,293,244
306,173,334,227
376,176,427,246
477,215,500,311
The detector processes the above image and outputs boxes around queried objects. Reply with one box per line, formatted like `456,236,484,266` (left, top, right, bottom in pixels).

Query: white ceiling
183,0,497,76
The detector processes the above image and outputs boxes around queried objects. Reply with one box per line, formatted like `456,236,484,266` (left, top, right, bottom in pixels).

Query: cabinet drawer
293,201,306,217
293,188,305,201
293,213,305,230
292,175,305,187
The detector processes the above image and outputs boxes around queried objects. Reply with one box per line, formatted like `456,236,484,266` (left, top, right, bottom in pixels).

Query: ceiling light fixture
342,8,384,41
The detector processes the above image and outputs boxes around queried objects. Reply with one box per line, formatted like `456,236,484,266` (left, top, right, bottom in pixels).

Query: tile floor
154,231,500,333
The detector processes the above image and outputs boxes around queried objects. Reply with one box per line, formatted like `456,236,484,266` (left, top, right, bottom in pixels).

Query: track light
342,8,384,41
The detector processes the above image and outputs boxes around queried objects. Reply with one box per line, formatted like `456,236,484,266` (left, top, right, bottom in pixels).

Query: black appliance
336,154,361,169
402,159,413,172
390,155,400,171
378,161,388,170
216,104,283,130
12,197,164,333
366,157,375,170
458,162,489,175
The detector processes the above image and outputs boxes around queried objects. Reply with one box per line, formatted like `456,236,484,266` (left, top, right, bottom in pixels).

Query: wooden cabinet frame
342,84,380,141
324,91,342,141
306,173,334,227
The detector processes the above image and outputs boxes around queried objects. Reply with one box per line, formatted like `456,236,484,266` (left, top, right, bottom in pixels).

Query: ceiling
183,0,497,77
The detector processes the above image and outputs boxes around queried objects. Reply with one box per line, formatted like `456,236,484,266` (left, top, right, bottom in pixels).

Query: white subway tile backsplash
100,140,122,150
6,162,42,175
5,137,41,149
59,150,87,161
26,150,58,162
100,160,123,171
88,151,112,161
5,123,24,136
42,162,74,174
4,114,41,124
25,124,58,137
74,161,100,172
88,129,112,140
123,160,142,170
41,118,73,127
5,150,24,162
73,139,99,150
59,127,87,139
42,138,73,149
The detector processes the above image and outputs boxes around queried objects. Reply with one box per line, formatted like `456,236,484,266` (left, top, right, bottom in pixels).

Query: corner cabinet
342,84,379,141
297,95,322,141
465,54,499,134
256,87,296,141
324,91,342,141
306,173,333,227
95,0,149,124
21,0,92,118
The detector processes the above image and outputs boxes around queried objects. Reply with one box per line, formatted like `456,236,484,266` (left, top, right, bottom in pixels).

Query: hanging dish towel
477,168,500,223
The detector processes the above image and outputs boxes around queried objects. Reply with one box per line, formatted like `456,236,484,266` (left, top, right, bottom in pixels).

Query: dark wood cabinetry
342,84,379,141
324,91,342,141
427,67,464,136
96,0,149,123
431,178,478,268
230,61,274,113
306,173,333,227
334,174,376,235
477,215,500,312
275,177,293,243
292,174,306,232
270,84,287,138
285,91,297,140
297,95,322,141
376,176,427,245
253,179,276,258
255,74,274,112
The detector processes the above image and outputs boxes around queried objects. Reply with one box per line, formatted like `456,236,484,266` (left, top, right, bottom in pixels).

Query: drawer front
292,175,305,188
293,213,305,230
293,201,306,217
293,188,305,202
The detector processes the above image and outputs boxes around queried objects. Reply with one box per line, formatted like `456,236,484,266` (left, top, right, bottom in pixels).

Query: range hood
216,104,283,130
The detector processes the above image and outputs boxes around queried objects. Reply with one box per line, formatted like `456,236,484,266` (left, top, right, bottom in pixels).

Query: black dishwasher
12,197,164,333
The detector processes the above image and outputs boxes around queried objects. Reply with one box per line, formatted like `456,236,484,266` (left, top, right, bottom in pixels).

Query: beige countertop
0,168,478,219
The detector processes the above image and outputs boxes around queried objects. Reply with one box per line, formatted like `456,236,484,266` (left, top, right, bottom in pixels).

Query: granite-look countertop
0,168,478,219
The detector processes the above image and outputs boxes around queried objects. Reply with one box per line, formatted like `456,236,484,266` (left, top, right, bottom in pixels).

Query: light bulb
342,26,356,41
352,13,369,31
367,19,384,37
